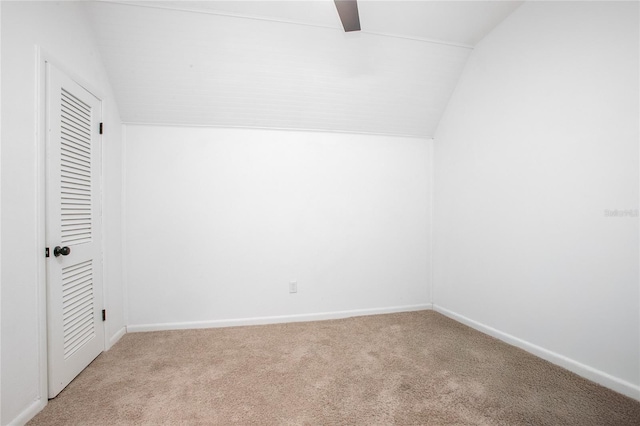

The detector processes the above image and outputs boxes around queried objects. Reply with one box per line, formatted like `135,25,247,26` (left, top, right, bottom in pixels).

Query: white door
45,63,104,398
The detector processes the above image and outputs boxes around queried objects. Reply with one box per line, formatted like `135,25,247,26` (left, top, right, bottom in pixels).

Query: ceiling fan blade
334,0,361,32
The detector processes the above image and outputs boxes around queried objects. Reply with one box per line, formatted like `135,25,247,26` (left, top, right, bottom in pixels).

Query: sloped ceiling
85,1,522,137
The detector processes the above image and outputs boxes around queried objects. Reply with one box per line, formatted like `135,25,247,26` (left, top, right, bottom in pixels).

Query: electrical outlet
289,281,297,294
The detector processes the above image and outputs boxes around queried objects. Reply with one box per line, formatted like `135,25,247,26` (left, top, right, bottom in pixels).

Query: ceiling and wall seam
121,121,433,140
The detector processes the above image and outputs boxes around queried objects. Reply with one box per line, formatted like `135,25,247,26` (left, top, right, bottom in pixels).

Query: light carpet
29,311,640,425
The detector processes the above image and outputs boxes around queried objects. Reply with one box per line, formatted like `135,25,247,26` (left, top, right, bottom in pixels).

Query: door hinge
45,247,50,258
99,122,103,135
102,309,106,322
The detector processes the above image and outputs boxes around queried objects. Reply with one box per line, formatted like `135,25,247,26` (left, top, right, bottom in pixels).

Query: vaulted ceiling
85,1,522,137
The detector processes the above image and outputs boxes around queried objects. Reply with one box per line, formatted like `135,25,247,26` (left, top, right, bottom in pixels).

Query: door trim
36,47,108,403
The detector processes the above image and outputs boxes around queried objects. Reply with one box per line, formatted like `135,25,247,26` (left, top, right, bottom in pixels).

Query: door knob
54,246,71,257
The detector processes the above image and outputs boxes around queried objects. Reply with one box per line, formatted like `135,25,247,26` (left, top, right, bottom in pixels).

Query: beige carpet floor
29,311,640,425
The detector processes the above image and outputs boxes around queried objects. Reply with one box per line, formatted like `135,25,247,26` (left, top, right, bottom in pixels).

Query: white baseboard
9,302,636,426
432,304,640,401
126,303,432,333
107,326,127,350
7,398,47,426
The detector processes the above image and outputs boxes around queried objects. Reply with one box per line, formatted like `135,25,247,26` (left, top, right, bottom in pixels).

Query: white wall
433,1,639,399
0,2,3,424
1,2,125,424
124,125,431,329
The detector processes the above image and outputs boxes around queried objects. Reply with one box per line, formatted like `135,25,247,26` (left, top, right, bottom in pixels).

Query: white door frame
35,47,109,404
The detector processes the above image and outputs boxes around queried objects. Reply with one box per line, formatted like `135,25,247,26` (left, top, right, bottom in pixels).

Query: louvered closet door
46,63,104,398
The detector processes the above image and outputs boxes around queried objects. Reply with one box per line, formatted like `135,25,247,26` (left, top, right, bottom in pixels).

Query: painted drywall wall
0,2,3,424
1,2,125,423
124,125,431,329
433,1,639,398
